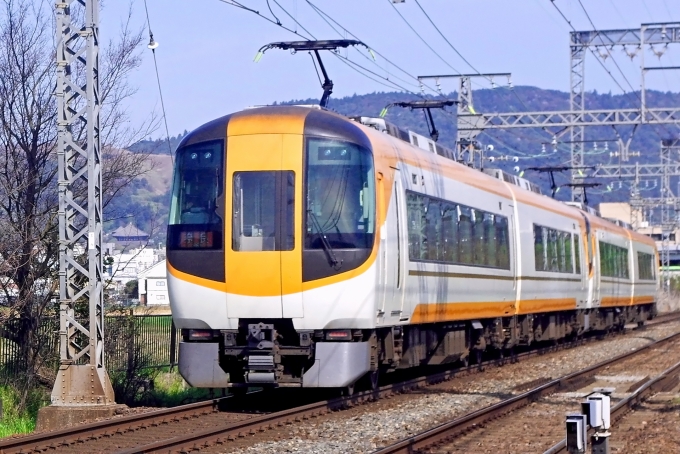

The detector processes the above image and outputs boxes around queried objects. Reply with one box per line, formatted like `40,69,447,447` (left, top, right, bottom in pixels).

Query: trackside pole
38,0,118,430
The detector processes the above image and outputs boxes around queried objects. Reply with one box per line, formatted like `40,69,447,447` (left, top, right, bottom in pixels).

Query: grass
145,370,213,407
0,385,49,438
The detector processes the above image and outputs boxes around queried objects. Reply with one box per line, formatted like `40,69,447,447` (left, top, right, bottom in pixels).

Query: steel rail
1,312,678,454
372,329,680,454
543,356,680,453
0,398,227,454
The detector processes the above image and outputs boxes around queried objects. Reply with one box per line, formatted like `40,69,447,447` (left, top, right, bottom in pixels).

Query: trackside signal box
566,413,587,453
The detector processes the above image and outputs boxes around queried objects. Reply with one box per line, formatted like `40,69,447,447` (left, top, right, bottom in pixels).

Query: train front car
167,106,378,389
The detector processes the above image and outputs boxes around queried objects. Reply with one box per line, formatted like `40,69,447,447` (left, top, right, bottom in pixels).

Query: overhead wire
384,0,465,79
410,0,532,112
302,1,423,90
302,0,441,94
216,0,430,100
143,0,174,165
273,0,426,96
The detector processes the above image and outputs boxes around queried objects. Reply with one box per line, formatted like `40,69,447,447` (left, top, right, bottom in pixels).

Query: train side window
472,209,486,265
547,228,559,272
458,206,473,264
441,203,459,263
496,216,510,269
637,251,654,280
556,231,566,272
426,199,441,261
563,232,573,273
484,212,497,267
533,223,576,274
600,241,630,278
404,191,510,270
574,234,581,274
533,225,546,271
407,192,427,260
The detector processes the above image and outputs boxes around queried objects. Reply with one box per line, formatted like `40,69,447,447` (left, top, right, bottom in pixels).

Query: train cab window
168,140,224,250
304,138,375,250
232,171,295,251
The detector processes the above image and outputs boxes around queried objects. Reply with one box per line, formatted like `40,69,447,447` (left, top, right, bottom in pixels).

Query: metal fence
0,314,179,380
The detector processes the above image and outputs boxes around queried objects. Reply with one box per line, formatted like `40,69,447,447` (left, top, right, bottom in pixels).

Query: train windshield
305,138,375,250
168,140,224,250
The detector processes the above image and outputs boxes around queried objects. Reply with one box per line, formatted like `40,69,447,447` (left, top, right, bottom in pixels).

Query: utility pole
418,73,511,165
51,0,114,408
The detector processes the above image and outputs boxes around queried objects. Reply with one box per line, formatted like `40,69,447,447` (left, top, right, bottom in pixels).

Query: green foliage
145,371,212,407
0,385,49,437
124,280,138,298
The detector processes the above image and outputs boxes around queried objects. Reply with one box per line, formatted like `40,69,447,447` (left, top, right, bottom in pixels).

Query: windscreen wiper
307,210,342,269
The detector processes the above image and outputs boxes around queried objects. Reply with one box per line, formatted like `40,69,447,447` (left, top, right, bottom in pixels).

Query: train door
225,133,304,319
381,168,407,322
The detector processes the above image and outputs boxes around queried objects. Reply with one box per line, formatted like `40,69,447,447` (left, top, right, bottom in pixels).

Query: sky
98,0,680,138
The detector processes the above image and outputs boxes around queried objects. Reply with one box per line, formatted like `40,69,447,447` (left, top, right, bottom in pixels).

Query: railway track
372,329,680,454
1,313,679,454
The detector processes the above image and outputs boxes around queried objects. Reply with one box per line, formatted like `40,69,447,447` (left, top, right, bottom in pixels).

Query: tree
0,0,156,407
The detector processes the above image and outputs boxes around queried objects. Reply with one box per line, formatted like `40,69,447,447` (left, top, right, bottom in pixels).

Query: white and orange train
166,105,658,392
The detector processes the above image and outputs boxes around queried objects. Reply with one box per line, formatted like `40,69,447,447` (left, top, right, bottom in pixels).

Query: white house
107,247,157,285
138,259,169,306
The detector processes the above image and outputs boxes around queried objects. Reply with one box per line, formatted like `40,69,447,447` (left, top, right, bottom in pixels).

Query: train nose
225,133,304,319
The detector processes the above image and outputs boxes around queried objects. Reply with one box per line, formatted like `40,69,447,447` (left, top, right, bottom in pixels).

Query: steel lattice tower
52,0,114,406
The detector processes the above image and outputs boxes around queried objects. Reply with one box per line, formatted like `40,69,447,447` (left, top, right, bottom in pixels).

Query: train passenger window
563,233,573,273
426,200,442,261
441,203,459,263
232,171,295,251
168,140,224,250
407,192,427,260
547,229,559,272
458,206,473,264
305,138,375,251
533,224,577,274
637,251,655,280
496,216,510,269
472,209,486,265
599,241,629,278
404,191,510,269
574,234,581,274
534,225,546,271
484,213,497,267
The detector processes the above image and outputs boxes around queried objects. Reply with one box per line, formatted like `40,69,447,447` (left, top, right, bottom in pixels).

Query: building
110,223,150,247
138,260,169,306
106,247,157,286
